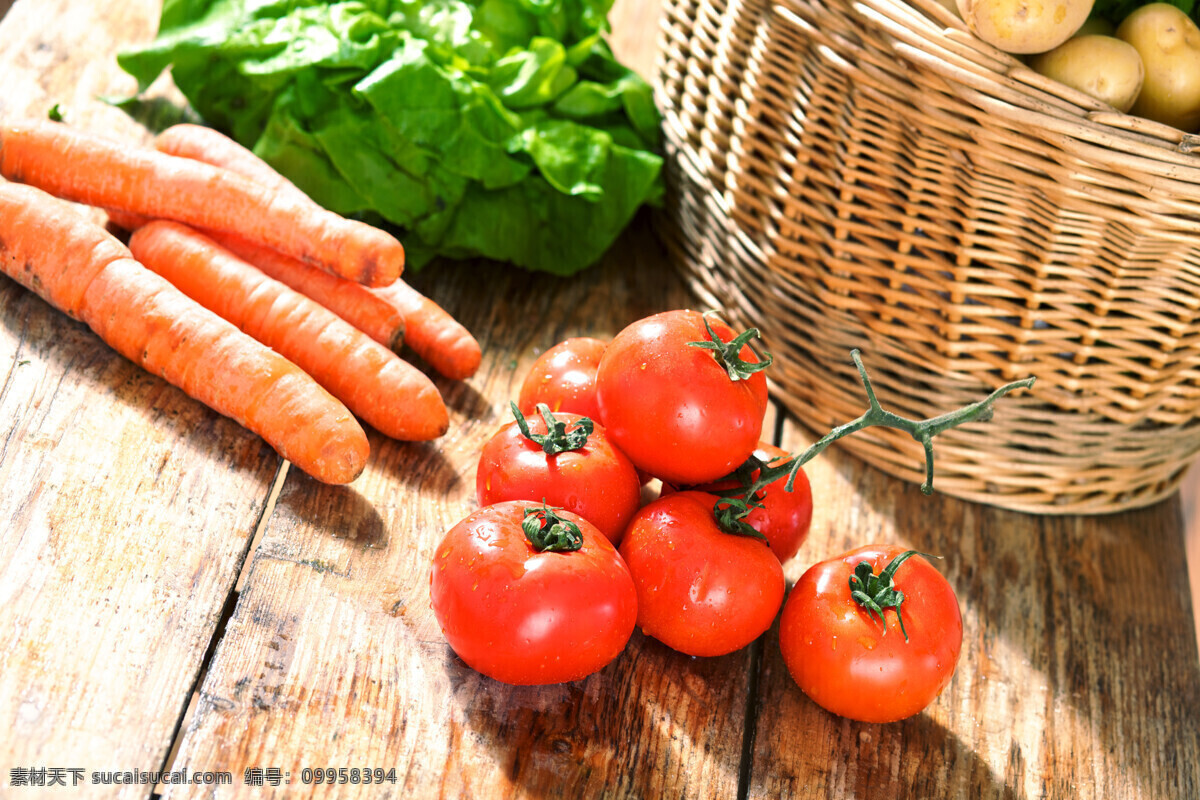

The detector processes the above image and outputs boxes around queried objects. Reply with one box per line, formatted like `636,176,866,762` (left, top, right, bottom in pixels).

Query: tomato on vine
595,310,771,486
616,346,1030,669
430,501,637,685
663,441,814,563
476,403,641,544
517,337,608,421
619,490,785,658
779,545,963,723
670,347,1037,575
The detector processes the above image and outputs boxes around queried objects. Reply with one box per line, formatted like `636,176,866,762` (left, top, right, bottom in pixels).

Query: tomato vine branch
781,350,1036,496
705,349,1034,537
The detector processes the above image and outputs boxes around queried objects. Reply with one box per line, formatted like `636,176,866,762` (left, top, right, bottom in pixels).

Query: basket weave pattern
655,0,1200,513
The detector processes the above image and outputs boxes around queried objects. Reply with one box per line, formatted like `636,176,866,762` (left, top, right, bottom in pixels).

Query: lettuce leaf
118,0,662,275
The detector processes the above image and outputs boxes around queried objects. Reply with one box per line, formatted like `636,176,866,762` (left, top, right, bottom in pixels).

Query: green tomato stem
510,401,593,455
712,496,768,541
848,550,940,642
522,502,584,553
686,311,773,382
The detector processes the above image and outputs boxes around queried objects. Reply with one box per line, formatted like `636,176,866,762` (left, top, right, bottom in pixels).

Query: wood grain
0,0,280,795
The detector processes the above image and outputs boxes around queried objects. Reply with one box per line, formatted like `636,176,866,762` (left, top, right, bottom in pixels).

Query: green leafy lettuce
117,0,663,275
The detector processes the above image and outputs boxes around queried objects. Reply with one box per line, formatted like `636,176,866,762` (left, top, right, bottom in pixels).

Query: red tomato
619,491,785,657
596,310,769,486
430,501,637,685
476,407,641,544
663,441,814,563
779,544,963,723
518,337,608,420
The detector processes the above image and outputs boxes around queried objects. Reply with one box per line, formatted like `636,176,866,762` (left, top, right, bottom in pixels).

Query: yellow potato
1117,3,1200,131
957,0,1095,54
1029,35,1145,112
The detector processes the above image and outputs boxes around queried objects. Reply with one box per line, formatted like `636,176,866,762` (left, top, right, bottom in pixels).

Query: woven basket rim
851,0,1200,182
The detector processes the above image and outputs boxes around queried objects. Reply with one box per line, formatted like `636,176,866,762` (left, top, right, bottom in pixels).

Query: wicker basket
653,0,1200,514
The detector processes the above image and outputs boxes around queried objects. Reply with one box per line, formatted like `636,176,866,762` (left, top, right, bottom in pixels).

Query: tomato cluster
429,309,966,722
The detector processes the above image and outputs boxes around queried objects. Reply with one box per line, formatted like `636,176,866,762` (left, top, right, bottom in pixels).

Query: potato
1029,35,1144,112
1117,3,1200,131
957,0,1095,54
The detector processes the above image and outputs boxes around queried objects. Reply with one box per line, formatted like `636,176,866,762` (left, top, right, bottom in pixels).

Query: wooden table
1,1,1197,798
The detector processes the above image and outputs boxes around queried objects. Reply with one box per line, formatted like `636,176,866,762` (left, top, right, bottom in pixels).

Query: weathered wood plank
0,0,160,137
0,0,280,794
747,412,1200,799
161,224,757,798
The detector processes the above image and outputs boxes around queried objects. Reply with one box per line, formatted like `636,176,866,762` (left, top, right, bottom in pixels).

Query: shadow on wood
434,629,753,798
274,479,388,551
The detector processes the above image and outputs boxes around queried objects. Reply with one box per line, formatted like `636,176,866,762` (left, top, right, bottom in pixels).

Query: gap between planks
151,461,291,797
145,404,791,798
731,399,785,800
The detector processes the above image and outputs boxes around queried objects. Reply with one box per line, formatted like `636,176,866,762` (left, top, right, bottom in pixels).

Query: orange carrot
154,123,311,204
128,221,449,442
137,123,482,380
104,210,408,352
0,181,369,484
370,280,482,381
0,118,403,287
209,232,406,353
